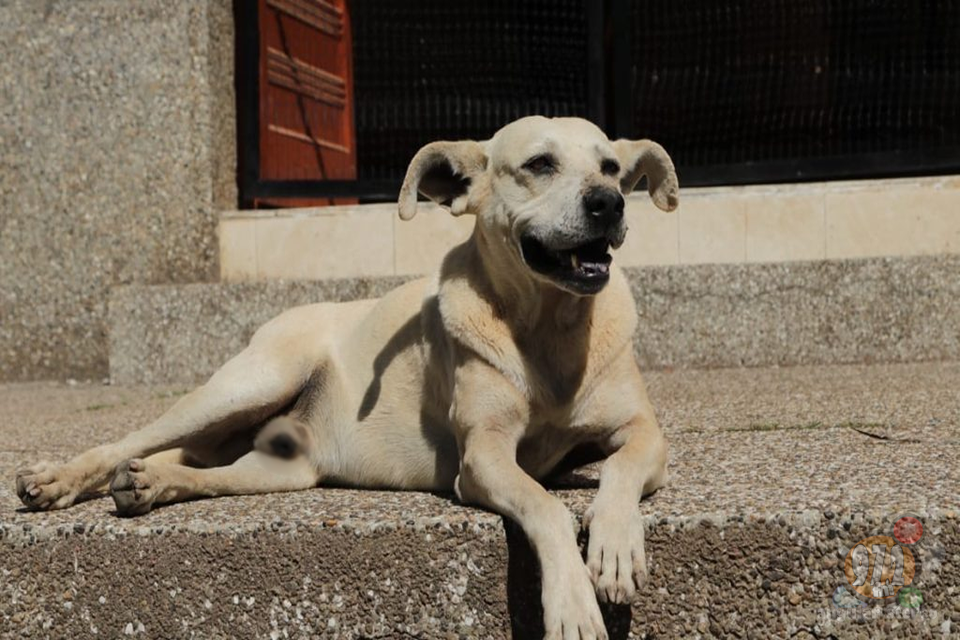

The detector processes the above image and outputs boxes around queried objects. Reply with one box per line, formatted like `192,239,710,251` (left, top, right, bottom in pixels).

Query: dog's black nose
583,187,625,226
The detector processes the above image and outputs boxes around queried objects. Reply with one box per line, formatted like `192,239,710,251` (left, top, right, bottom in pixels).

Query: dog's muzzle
519,234,614,295
518,187,627,295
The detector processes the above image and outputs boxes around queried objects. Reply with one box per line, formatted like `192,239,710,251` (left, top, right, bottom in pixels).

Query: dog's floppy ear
398,140,487,220
612,139,679,212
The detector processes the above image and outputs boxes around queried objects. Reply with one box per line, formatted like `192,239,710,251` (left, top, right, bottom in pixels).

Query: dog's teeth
571,253,580,269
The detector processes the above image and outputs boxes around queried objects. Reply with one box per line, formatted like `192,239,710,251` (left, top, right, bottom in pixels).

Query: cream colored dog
17,116,677,640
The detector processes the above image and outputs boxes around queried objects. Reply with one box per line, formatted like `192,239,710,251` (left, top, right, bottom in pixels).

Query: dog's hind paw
15,461,79,510
110,459,159,517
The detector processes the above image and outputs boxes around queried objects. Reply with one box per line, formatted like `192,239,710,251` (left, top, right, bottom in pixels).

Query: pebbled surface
108,255,960,385
1,361,958,638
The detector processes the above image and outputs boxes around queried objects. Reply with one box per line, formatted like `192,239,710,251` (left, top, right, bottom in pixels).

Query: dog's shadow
504,517,631,640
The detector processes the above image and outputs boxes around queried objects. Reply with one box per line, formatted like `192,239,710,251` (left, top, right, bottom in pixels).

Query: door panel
258,0,356,206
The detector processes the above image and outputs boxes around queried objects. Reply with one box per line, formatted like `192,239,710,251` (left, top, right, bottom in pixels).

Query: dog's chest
516,422,585,479
516,332,594,407
517,375,617,479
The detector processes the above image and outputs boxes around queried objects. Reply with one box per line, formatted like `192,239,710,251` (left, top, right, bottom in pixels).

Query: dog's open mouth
519,235,613,294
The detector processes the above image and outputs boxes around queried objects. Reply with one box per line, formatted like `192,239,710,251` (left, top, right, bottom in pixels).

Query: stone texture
109,255,960,385
0,0,235,382
109,277,411,386
632,254,960,369
1,513,954,639
1,365,958,638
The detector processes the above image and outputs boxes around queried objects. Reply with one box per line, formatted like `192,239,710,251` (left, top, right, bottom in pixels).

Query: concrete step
107,254,960,385
217,176,960,282
2,362,958,638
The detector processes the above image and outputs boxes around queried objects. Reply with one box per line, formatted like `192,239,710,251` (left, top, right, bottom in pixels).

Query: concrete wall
0,0,235,382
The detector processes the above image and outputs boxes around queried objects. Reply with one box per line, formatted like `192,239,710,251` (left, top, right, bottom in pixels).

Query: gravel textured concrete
109,255,960,384
2,362,958,638
0,0,235,383
633,254,960,369
109,277,411,386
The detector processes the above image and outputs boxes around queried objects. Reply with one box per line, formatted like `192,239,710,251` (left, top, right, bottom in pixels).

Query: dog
16,116,678,639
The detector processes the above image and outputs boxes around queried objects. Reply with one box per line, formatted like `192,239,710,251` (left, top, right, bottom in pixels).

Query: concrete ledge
2,364,958,638
108,276,409,386
0,0,234,383
109,255,960,385
219,176,960,281
3,511,956,638
632,253,960,369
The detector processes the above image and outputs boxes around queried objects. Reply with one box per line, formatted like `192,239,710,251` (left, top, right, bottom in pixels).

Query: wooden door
257,0,356,207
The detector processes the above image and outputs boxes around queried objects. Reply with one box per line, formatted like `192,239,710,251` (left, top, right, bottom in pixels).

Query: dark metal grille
351,0,597,180
625,0,960,181
237,1,960,204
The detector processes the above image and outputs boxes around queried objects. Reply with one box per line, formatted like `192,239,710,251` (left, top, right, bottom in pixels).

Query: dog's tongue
570,254,610,275
569,240,612,275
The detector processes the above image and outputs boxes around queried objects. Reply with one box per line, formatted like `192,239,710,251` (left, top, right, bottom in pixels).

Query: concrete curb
108,255,960,384
2,510,956,638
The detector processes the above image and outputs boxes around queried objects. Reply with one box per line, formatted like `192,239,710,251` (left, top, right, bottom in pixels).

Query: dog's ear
612,139,679,212
398,140,488,220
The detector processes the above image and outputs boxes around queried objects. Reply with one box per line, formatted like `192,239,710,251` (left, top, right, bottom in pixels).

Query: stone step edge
107,254,960,385
4,507,955,546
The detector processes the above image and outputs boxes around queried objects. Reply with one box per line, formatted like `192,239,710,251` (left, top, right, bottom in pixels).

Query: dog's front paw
542,562,608,640
15,461,79,510
583,505,647,604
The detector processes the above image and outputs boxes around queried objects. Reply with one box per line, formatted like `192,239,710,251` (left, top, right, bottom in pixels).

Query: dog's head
399,116,678,295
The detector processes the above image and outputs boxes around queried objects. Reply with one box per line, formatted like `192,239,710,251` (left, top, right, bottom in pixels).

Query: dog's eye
523,155,556,175
600,159,620,176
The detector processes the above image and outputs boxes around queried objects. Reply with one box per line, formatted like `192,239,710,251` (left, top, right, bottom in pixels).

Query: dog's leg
452,361,607,640
457,433,607,640
15,310,323,510
109,450,319,516
583,416,667,605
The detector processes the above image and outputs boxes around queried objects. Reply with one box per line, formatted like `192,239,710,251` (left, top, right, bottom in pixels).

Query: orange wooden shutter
258,0,356,207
